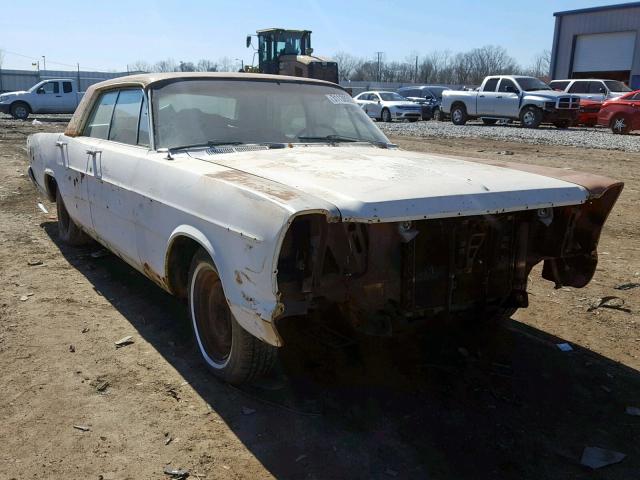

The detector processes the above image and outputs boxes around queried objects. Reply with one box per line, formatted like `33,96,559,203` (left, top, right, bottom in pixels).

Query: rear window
482,78,499,92
84,91,118,139
63,82,72,94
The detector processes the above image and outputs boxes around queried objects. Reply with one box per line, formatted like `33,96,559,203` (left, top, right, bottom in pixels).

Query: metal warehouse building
550,2,640,88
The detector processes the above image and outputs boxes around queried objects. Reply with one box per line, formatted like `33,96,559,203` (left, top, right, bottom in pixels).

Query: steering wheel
296,124,338,138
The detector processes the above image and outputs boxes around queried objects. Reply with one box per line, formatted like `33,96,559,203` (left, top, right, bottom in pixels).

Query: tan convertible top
65,72,342,137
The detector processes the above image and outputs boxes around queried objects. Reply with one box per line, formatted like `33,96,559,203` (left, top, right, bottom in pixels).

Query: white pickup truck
0,79,84,120
441,75,580,129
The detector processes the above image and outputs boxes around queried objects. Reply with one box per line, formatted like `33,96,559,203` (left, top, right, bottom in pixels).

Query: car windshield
379,92,407,101
151,79,390,149
428,87,449,99
517,77,551,91
604,80,632,93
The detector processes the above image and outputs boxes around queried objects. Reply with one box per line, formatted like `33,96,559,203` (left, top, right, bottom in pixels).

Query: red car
576,99,602,127
598,90,640,134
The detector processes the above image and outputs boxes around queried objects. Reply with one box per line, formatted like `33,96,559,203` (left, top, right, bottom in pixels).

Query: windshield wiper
297,134,393,148
168,140,287,152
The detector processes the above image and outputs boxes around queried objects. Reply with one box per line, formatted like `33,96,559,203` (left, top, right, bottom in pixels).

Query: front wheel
188,249,276,384
450,105,468,125
56,189,90,245
611,114,631,134
519,106,542,129
381,108,392,123
432,108,442,121
10,102,30,120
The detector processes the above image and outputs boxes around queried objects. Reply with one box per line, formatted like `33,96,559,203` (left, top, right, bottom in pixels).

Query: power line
1,49,106,71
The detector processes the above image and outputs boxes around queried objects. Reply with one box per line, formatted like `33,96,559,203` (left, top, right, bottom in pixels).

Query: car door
86,88,149,268
586,81,606,102
495,78,521,117
626,92,640,130
356,93,372,116
368,93,383,118
59,81,77,113
477,78,500,115
36,81,62,112
56,90,121,235
568,80,590,100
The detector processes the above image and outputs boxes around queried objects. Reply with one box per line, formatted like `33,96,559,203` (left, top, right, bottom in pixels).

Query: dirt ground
0,116,639,480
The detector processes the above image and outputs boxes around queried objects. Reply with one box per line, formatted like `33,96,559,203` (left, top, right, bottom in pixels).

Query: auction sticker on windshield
326,93,354,105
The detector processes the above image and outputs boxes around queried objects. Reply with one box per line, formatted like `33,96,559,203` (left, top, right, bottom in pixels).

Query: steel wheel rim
523,111,534,125
190,263,232,368
452,109,462,122
15,106,27,118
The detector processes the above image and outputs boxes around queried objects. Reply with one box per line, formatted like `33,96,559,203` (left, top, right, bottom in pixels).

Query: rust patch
143,262,166,288
235,270,243,285
206,169,299,202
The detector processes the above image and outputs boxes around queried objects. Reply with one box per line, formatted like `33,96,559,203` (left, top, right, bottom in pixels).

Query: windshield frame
149,77,390,150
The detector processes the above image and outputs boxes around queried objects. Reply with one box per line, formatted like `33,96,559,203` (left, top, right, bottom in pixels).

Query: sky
0,0,629,72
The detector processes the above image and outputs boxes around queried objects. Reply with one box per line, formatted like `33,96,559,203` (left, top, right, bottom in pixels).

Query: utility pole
415,55,418,83
375,51,383,83
42,56,46,72
77,63,81,90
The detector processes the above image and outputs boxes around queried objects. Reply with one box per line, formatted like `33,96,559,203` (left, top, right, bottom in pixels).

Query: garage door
573,31,636,72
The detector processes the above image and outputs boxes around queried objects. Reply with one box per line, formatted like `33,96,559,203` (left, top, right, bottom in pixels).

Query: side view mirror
377,100,381,104
36,88,45,94
246,35,252,48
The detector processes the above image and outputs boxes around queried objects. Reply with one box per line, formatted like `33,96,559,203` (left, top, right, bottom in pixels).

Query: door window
109,89,144,145
84,91,118,139
498,79,518,93
568,81,589,94
137,94,150,147
588,82,606,94
42,82,59,94
550,81,569,91
482,78,499,92
63,82,73,94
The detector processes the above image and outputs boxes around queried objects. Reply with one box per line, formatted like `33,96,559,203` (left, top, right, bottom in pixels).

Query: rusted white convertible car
28,73,623,384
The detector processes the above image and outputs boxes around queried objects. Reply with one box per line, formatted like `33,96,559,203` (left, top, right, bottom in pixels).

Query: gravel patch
379,120,640,152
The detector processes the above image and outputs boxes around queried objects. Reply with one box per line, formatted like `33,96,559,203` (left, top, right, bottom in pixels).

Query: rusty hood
191,145,592,222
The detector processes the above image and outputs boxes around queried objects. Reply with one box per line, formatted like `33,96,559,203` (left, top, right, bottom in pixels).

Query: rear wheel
450,104,468,125
432,108,442,121
188,249,276,384
611,114,631,134
482,118,498,126
520,106,542,129
381,108,392,123
56,189,90,245
10,102,30,120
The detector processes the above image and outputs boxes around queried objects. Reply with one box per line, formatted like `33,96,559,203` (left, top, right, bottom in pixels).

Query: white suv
549,79,632,102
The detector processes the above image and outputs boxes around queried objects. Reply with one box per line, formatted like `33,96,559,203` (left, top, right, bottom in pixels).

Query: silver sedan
354,91,422,122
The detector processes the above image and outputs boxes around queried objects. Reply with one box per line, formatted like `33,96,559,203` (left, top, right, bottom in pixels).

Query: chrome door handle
86,149,102,155
55,141,67,147
56,95,62,98
496,96,503,98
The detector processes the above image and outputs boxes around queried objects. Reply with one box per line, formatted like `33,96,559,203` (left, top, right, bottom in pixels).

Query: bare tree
217,56,234,72
333,52,362,81
525,50,551,81
154,59,177,72
178,61,196,72
196,59,218,72
127,60,152,73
